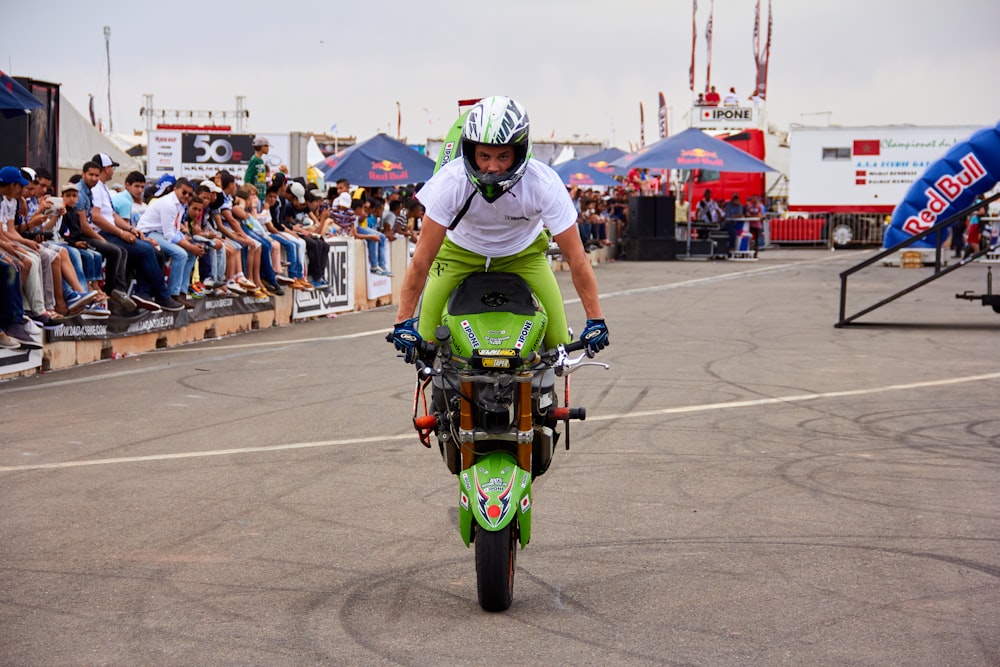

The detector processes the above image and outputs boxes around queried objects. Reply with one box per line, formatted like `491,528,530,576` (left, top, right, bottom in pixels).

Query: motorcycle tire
475,522,517,612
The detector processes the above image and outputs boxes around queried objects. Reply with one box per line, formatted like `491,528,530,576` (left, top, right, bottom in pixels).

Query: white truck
786,124,981,246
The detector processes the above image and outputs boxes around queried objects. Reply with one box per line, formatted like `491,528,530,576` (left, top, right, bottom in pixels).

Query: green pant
418,232,571,348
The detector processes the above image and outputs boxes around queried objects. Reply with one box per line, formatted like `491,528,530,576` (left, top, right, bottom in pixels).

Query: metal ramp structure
836,192,1000,327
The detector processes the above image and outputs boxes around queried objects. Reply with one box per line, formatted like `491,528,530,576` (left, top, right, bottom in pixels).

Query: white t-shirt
417,159,577,258
92,180,116,223
0,195,17,231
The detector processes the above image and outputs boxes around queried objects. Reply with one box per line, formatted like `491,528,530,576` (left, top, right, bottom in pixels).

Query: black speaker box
627,196,676,239
622,237,677,261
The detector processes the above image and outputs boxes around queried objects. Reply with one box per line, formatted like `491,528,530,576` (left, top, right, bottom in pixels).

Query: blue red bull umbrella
553,158,621,187
611,127,775,173
0,71,44,118
314,133,435,187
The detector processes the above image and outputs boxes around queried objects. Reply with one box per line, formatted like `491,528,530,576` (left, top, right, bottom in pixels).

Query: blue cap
0,166,29,186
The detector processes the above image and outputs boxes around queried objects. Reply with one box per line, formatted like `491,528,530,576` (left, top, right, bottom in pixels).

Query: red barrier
769,217,825,242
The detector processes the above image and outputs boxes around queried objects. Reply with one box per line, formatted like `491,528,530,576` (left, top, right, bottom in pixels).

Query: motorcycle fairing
458,451,532,548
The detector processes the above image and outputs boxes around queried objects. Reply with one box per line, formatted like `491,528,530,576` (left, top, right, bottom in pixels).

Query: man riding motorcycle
390,95,609,360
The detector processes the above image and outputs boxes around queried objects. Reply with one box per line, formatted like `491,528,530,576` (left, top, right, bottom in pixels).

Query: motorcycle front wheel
475,522,517,611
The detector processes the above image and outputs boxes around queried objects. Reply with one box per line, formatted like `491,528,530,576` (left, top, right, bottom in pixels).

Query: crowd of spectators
0,149,429,349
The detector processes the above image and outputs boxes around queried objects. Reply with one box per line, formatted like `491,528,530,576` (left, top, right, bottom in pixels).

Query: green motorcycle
409,272,608,611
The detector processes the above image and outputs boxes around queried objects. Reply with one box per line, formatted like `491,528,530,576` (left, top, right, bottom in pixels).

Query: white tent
58,94,142,182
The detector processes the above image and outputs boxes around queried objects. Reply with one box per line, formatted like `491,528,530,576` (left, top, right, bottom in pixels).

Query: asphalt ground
1,248,998,666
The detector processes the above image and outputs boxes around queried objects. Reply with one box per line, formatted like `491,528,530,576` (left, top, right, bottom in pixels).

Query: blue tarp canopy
314,133,435,187
612,128,775,173
0,71,43,118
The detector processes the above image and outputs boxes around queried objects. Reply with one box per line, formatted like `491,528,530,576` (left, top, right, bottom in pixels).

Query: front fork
457,377,534,548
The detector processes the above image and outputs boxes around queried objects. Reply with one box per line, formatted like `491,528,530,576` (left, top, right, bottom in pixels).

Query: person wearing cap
88,155,182,312
245,136,270,201
54,182,106,300
0,165,74,324
73,161,135,314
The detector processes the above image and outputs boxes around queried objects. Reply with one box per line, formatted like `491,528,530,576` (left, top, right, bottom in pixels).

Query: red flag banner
657,92,668,139
853,139,881,156
704,0,715,93
639,101,646,148
689,0,697,92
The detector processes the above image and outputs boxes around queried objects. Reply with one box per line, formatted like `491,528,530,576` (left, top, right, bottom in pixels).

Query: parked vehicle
787,125,981,247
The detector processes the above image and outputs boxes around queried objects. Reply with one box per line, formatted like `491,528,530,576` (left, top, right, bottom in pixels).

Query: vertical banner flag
704,0,715,93
753,0,761,96
639,102,646,148
755,0,773,99
689,0,698,92
657,92,668,139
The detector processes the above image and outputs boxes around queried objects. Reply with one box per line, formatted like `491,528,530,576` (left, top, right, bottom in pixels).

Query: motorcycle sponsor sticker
475,467,514,527
521,472,529,489
520,495,531,514
462,472,471,491
460,492,469,510
481,358,511,368
461,319,481,348
486,336,510,345
515,320,533,350
477,349,517,357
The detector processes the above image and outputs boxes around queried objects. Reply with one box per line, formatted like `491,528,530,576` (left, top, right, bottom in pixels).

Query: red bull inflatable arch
883,120,1000,248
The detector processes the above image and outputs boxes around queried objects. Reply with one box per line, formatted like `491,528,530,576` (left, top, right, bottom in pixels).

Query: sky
5,0,1000,150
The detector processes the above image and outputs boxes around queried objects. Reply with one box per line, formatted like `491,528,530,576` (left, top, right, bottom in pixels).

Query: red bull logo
678,148,723,167
368,159,409,182
901,152,986,236
588,160,615,174
371,159,405,172
569,172,595,185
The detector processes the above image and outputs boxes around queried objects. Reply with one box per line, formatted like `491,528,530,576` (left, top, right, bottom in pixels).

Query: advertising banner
147,131,290,183
47,295,274,342
292,238,355,319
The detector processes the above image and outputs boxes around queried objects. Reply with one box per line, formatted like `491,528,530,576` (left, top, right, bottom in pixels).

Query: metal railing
835,192,1000,327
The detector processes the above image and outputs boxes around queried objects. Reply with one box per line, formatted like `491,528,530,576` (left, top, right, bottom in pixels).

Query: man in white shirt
136,178,204,306
390,96,608,363
89,153,182,312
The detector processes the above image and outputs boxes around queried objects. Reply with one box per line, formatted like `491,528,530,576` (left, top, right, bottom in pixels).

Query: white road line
3,368,996,474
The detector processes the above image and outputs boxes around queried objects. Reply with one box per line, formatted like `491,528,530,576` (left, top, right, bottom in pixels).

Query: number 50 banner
148,131,262,182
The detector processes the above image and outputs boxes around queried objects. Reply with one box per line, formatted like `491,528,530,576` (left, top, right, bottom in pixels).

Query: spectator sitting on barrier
203,182,251,295
73,163,135,315
404,199,424,242
182,196,220,298
0,257,42,349
591,199,612,247
190,182,234,295
350,197,392,276
723,193,745,255
263,185,310,290
388,199,415,243
2,168,62,323
112,171,147,228
211,171,265,297
51,183,109,316
745,194,765,257
243,185,295,288
234,185,287,295
278,182,328,288
136,177,203,308
2,167,99,323
89,155,181,312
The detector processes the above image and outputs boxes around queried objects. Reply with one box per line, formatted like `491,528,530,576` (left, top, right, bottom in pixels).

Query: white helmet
461,96,531,203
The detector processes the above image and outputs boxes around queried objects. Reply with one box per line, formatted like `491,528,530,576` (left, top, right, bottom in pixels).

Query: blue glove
581,319,609,355
389,317,423,363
